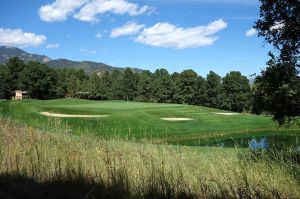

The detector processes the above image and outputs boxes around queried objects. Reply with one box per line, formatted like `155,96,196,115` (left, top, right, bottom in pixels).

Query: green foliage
1,57,252,113
178,69,198,104
110,69,124,99
152,69,173,103
0,65,11,99
255,0,300,56
206,71,222,108
254,0,300,124
221,71,251,112
7,57,24,90
122,68,139,101
19,61,59,99
64,68,89,98
194,76,207,105
88,72,105,100
136,70,154,102
170,72,182,104
253,53,300,124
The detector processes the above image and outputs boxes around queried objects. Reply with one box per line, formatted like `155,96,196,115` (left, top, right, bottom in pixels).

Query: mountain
0,46,51,63
45,59,142,74
0,46,143,74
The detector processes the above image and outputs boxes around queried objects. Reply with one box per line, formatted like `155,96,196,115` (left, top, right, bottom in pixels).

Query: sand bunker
214,112,240,116
40,112,109,118
160,118,194,121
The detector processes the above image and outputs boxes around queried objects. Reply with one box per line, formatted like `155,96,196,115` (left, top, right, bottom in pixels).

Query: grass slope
0,99,287,145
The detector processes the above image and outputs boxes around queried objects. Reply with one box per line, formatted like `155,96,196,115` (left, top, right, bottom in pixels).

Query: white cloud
46,43,60,48
110,21,145,38
135,19,227,49
39,0,89,22
80,48,96,54
95,33,102,38
39,0,153,23
0,28,46,47
245,28,256,37
74,0,153,22
270,21,285,31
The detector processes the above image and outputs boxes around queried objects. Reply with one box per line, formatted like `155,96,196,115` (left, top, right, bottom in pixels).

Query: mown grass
0,119,299,199
0,99,286,144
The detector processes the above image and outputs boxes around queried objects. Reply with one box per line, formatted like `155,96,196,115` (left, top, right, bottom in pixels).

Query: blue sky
0,0,272,77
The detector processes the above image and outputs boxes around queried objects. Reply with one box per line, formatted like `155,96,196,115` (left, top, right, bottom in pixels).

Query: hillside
0,46,50,63
0,46,142,74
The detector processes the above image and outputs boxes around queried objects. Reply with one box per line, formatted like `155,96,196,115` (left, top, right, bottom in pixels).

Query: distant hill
0,46,143,74
0,46,51,63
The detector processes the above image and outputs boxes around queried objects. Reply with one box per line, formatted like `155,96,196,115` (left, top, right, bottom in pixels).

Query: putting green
0,99,287,145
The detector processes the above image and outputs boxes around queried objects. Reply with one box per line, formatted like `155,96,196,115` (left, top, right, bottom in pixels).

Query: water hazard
210,135,300,151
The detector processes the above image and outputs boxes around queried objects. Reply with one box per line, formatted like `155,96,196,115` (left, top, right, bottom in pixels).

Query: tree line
0,57,252,113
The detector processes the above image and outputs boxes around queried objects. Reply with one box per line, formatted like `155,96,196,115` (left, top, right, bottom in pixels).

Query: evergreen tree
171,72,182,104
0,65,11,99
206,71,222,108
89,72,105,100
221,71,251,112
110,70,124,100
152,69,173,103
19,61,58,99
7,57,25,91
178,69,198,104
194,76,207,106
101,71,113,100
122,68,139,101
136,70,154,102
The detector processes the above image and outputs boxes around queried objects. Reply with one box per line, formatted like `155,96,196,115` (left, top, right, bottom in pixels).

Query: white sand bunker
40,112,109,118
214,112,240,116
160,118,194,121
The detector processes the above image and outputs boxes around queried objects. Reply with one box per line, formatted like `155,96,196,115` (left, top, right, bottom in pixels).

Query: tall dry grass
0,119,299,199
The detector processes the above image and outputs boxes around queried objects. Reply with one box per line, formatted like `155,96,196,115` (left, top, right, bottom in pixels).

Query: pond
209,135,300,151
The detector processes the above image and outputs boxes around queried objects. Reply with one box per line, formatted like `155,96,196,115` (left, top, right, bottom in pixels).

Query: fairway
0,99,287,145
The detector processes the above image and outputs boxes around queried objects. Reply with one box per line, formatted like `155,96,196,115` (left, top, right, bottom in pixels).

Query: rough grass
0,99,287,145
0,119,299,199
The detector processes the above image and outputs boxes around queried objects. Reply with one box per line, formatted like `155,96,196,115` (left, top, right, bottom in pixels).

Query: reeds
0,119,299,199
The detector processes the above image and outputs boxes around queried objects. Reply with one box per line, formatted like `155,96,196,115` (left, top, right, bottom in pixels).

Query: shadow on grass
0,173,195,199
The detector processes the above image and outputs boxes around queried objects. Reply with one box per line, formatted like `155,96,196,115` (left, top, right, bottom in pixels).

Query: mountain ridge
0,46,143,74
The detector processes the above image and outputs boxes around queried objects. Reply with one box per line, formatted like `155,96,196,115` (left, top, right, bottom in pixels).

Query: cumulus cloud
135,19,227,49
39,0,152,23
245,28,257,37
80,48,96,54
110,21,145,38
0,28,46,47
46,43,60,48
39,0,88,22
74,0,152,22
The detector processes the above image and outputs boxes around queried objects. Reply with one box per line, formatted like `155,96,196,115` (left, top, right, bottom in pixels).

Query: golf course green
1,98,293,146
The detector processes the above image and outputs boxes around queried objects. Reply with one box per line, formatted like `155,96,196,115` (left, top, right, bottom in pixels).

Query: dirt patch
214,112,240,116
160,118,194,121
40,112,110,118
